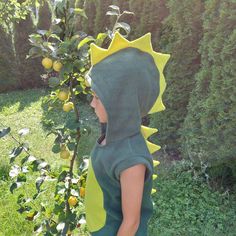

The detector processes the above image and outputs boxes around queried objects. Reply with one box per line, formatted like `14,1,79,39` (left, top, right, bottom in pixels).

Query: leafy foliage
149,160,236,235
0,0,33,31
151,0,204,158
0,26,18,93
180,0,236,182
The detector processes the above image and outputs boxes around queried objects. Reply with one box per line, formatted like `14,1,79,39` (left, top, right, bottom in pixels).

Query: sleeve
113,155,153,183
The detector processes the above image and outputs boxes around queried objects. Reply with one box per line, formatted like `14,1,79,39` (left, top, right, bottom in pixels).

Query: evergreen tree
128,0,169,48
0,26,18,93
181,0,236,181
151,0,169,50
84,0,97,35
129,0,145,38
37,0,52,30
94,0,112,36
73,0,84,32
14,0,44,90
151,0,204,159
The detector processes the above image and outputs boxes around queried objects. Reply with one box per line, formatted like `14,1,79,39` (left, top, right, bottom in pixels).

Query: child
84,32,170,236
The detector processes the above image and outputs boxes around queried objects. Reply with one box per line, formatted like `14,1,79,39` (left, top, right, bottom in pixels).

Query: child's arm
116,164,146,236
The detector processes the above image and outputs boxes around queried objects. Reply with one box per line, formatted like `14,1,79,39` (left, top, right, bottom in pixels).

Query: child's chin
98,118,106,123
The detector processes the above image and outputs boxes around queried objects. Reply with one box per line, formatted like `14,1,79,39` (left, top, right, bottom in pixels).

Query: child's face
90,91,108,123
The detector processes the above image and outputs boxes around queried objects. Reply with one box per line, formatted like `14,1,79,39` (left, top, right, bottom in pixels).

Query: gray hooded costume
84,47,160,236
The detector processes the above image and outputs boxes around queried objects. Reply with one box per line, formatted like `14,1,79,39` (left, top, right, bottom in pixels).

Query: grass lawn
0,88,235,236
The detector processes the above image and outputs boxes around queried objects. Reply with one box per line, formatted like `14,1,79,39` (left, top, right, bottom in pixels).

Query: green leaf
71,189,79,197
114,22,131,36
35,176,45,192
67,212,77,222
53,203,64,215
17,173,27,182
78,214,86,224
30,160,42,172
37,162,49,170
56,222,65,232
18,128,29,136
123,10,135,15
78,46,89,58
10,182,22,193
21,155,37,165
48,33,62,42
77,36,95,50
9,165,21,178
49,77,61,87
22,142,29,152
52,18,62,25
40,203,46,212
106,11,119,16
17,194,25,204
21,166,29,173
17,205,32,214
95,33,108,47
47,44,56,53
26,47,42,59
0,127,10,138
34,224,43,234
73,59,84,70
71,178,79,184
71,8,88,19
25,210,39,221
59,63,73,74
55,1,66,18
37,30,48,35
9,146,23,163
32,191,46,200
67,142,76,151
79,158,89,173
58,188,66,195
28,34,43,45
108,5,120,12
49,223,58,234
52,143,61,153
57,170,68,182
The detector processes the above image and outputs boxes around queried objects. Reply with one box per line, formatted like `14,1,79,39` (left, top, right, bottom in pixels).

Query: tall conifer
151,0,203,159
181,0,236,179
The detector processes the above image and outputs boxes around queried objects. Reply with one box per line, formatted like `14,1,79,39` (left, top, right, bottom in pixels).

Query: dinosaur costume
84,32,170,235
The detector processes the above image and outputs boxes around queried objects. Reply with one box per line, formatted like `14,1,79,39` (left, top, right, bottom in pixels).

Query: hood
87,47,160,145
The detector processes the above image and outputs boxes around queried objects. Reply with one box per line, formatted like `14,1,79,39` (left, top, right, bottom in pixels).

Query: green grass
0,88,236,236
149,159,236,236
0,88,99,235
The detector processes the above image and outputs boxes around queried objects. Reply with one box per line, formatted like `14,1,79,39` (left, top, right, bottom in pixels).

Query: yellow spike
140,125,158,139
145,140,161,154
107,31,129,53
151,188,157,194
152,52,171,73
90,43,108,65
148,56,170,114
130,32,153,53
148,92,166,114
153,160,160,167
152,174,158,180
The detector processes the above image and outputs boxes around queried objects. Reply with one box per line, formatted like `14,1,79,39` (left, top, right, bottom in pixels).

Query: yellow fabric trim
84,158,106,232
